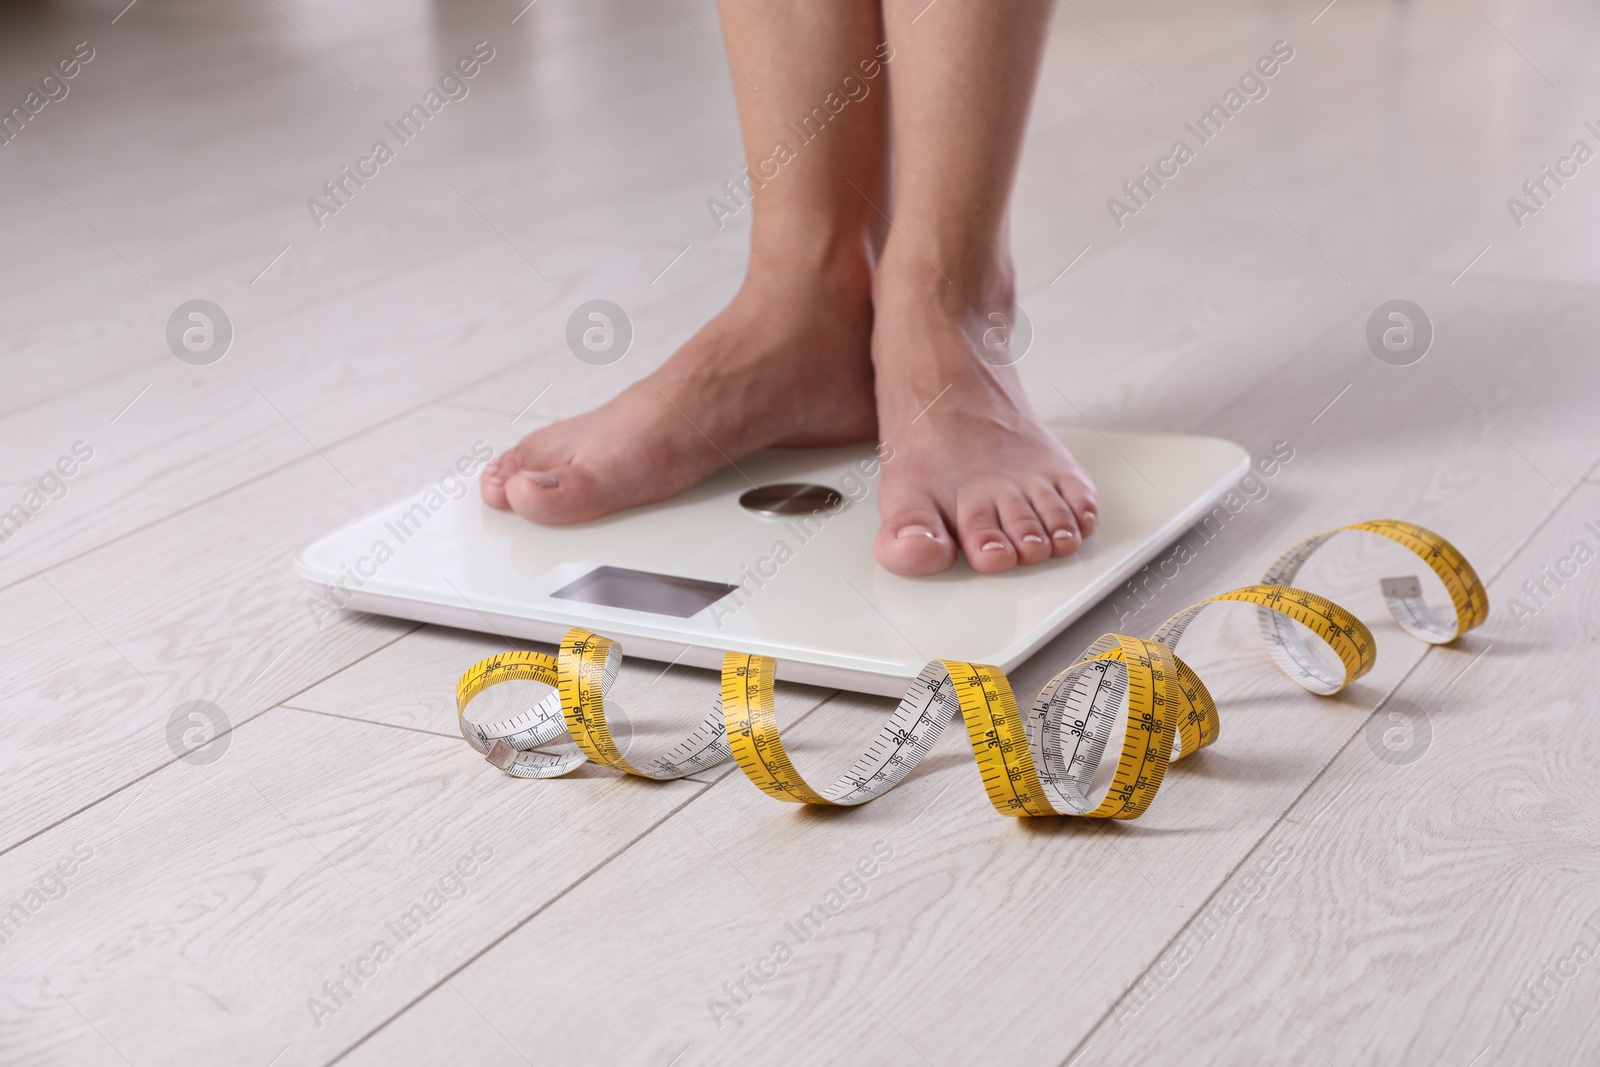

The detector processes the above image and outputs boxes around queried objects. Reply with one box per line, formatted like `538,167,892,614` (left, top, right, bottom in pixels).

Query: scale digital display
550,565,739,618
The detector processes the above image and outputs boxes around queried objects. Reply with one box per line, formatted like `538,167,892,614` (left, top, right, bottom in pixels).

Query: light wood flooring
2,0,1598,1063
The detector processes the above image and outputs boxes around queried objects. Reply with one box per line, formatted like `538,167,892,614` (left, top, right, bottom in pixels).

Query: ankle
746,222,876,302
870,244,1031,416
873,242,1015,319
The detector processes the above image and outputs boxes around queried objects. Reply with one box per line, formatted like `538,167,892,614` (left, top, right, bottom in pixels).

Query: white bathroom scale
294,427,1248,696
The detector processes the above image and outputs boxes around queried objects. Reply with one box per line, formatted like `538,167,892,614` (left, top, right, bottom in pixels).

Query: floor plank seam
1477,453,1600,594
0,229,500,425
315,684,846,1062
0,622,421,862
268,622,426,709
0,350,553,597
1180,271,1399,436
1174,238,1568,441
1059,467,1595,1065
1446,271,1600,295
0,353,170,424
281,704,462,742
0,356,168,428
1060,658,1432,1065
322,781,714,1067
430,399,523,419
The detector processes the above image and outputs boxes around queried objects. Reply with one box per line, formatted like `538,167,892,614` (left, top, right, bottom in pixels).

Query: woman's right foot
870,250,1099,577
481,250,878,524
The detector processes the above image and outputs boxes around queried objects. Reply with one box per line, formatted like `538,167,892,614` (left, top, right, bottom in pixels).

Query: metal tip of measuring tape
486,738,517,770
1380,575,1423,600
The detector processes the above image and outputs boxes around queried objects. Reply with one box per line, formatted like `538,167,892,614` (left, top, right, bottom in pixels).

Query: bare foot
482,252,877,523
870,253,1098,577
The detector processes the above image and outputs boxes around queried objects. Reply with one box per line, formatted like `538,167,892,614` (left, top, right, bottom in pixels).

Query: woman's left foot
869,251,1099,577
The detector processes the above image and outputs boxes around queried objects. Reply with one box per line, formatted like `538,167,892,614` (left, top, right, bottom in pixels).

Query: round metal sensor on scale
739,483,844,517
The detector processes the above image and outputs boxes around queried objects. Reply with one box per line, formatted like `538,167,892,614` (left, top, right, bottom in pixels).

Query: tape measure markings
454,519,1487,819
725,654,955,806
558,631,732,780
455,651,584,779
1261,520,1488,646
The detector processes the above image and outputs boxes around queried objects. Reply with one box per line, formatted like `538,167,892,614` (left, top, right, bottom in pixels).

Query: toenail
981,540,1007,552
896,524,939,540
519,470,560,489
1023,534,1045,545
1052,529,1075,540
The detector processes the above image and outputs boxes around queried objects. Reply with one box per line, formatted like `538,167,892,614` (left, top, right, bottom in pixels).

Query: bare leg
482,2,889,523
871,0,1098,576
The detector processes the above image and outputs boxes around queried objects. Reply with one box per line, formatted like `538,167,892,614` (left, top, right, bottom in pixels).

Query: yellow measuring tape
455,519,1486,819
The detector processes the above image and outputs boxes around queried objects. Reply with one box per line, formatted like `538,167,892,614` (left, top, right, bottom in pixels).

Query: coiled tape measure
455,520,1487,819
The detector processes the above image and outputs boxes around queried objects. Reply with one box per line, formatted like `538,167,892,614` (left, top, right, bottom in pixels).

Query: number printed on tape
455,520,1487,819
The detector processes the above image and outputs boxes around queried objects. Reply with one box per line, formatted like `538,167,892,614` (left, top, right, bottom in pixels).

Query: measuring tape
455,519,1487,819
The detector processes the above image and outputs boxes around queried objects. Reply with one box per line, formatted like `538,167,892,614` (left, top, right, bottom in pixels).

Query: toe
504,463,612,525
480,455,510,509
1028,482,1083,558
956,500,1018,575
1058,471,1099,539
997,491,1052,566
483,433,572,515
875,500,959,577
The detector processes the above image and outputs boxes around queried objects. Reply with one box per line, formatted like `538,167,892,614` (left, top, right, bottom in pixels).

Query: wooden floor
3,0,1598,1063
